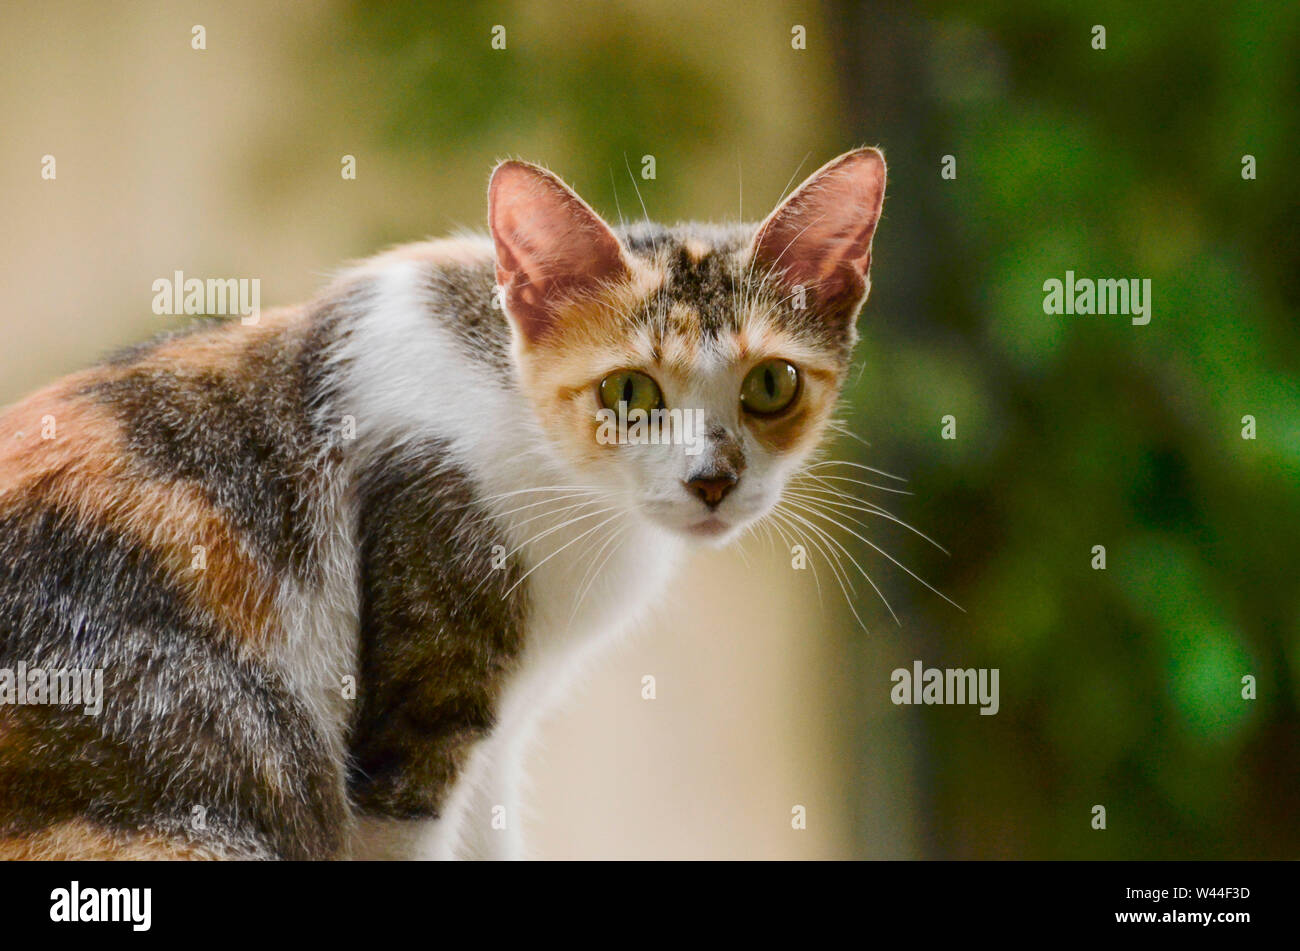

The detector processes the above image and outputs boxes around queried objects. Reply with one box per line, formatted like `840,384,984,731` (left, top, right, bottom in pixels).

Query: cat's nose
684,474,738,509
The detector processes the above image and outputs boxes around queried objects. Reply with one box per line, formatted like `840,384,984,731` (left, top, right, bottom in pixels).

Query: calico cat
0,147,886,859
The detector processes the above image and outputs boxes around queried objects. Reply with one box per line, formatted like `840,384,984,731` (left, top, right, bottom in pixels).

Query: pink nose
684,475,737,508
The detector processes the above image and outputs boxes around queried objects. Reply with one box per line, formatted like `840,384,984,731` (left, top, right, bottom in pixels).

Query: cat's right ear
750,147,887,332
489,161,628,346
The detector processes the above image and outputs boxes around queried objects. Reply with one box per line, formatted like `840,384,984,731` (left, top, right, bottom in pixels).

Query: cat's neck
326,244,684,682
327,247,683,821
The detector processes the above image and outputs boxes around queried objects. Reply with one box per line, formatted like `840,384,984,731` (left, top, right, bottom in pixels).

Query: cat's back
0,308,325,639
0,235,521,858
0,308,350,859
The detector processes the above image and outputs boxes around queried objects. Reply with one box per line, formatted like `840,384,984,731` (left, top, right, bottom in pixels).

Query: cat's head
488,148,886,546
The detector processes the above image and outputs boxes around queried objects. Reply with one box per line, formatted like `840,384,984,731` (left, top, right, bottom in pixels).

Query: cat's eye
599,370,663,413
740,359,799,416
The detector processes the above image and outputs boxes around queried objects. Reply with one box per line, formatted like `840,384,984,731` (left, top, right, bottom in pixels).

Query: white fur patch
333,254,688,859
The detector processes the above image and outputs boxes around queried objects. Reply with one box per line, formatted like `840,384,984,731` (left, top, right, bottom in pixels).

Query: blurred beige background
0,1,919,858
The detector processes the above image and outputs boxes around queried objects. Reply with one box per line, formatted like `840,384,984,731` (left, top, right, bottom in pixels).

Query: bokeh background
2,1,1297,858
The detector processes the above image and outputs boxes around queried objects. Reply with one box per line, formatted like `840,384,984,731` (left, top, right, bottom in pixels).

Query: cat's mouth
687,516,731,538
640,496,763,545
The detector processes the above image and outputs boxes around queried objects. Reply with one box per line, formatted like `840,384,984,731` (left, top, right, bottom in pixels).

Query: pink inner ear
752,150,886,314
489,163,627,343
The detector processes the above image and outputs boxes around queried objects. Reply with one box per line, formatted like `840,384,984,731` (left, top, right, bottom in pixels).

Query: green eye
599,370,663,413
740,359,799,415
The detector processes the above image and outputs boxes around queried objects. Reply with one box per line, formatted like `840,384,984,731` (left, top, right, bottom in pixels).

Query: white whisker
503,510,627,600
782,497,963,613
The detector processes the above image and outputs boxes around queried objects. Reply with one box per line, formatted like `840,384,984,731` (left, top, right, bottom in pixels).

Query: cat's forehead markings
660,247,741,339
631,326,659,360
664,301,701,335
724,296,769,347
610,260,664,317
657,323,702,373
714,328,750,363
681,237,712,262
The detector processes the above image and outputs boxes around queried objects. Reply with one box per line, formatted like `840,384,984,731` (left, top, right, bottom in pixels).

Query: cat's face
489,150,886,546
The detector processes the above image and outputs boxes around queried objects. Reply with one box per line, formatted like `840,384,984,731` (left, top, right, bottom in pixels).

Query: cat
0,147,886,859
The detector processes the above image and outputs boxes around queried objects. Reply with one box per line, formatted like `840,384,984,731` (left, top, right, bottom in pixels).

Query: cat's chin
678,515,746,547
687,516,730,538
640,510,737,545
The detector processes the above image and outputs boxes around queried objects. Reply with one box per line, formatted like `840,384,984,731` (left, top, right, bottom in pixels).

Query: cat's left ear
489,160,629,346
750,147,886,329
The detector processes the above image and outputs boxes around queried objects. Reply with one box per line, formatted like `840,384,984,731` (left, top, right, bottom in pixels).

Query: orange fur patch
351,236,496,280
0,819,222,860
0,375,277,650
133,305,304,371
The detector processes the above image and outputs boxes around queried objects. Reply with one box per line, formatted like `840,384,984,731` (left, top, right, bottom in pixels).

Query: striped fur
0,150,885,859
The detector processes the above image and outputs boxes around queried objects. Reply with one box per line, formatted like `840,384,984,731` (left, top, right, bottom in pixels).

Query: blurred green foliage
850,0,1300,858
335,0,1298,857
